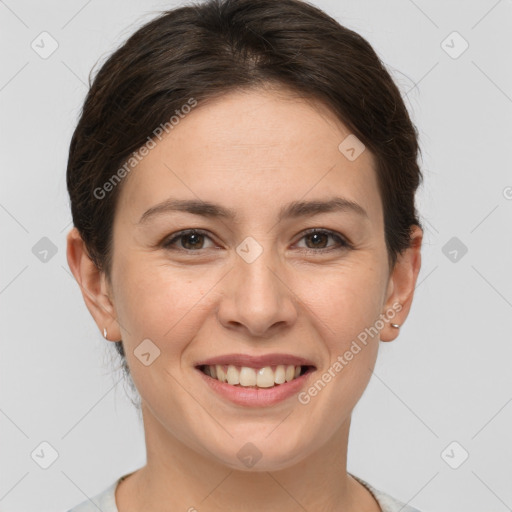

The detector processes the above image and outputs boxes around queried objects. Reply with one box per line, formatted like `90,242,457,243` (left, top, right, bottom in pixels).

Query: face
71,86,420,471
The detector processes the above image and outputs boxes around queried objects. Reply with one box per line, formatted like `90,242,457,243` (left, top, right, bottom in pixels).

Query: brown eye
163,229,214,251
304,232,329,249
296,229,350,252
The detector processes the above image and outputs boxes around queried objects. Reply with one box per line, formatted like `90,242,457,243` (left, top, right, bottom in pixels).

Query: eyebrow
138,196,369,224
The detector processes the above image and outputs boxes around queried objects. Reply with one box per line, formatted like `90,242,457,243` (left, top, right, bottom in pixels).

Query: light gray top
67,472,420,512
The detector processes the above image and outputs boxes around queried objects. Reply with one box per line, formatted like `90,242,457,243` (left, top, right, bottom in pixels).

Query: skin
67,85,422,512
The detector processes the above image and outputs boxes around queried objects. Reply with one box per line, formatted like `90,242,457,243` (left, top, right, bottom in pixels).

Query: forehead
116,87,383,227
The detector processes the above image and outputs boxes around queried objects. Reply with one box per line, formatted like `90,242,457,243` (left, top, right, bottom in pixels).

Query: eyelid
162,228,216,250
294,228,352,251
162,228,352,251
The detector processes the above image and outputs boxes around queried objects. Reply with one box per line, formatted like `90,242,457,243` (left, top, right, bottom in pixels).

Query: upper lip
195,353,316,369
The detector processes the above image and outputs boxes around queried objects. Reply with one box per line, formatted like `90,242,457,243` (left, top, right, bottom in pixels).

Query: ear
380,225,423,342
66,227,121,342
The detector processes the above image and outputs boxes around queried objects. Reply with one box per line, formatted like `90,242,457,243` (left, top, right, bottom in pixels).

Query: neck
116,403,380,512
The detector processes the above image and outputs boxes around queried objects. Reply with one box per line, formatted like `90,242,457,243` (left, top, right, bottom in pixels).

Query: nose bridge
218,235,297,336
237,236,283,306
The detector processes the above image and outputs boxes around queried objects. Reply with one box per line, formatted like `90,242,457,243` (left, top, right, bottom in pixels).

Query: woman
65,0,424,510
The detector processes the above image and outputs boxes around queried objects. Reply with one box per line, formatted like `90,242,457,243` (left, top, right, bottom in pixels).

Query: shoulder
67,472,421,512
66,477,120,512
351,474,422,512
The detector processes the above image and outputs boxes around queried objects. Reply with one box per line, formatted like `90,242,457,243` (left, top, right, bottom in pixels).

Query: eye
295,228,351,252
162,228,351,253
162,229,216,251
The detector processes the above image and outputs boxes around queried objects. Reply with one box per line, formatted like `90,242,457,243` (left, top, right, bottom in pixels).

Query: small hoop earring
390,323,400,329
103,327,108,339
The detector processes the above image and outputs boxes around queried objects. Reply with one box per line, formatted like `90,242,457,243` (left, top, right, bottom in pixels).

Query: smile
195,363,317,407
198,364,313,388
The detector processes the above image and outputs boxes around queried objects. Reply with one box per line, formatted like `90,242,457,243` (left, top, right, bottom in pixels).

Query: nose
216,247,298,338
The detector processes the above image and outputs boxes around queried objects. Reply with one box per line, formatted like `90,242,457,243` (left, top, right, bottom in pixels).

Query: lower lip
195,367,315,407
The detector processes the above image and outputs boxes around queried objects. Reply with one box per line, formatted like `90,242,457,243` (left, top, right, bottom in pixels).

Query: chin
205,433,312,472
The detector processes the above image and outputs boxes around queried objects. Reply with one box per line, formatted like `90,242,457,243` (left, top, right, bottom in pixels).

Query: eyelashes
161,228,352,253
162,229,215,251
296,228,351,251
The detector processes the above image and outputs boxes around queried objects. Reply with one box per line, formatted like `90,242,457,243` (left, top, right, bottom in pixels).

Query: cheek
294,259,385,408
112,259,215,402
296,265,384,419
113,255,213,343
113,240,387,354
293,259,386,342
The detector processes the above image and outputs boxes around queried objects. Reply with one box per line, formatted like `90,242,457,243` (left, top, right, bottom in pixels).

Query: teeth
239,367,256,386
217,365,227,383
275,365,286,384
204,364,305,387
226,365,240,385
256,367,274,388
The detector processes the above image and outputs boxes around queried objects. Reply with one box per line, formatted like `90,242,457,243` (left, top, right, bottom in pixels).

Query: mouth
196,364,316,389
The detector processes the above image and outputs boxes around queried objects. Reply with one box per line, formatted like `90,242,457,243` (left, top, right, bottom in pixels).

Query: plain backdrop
1,1,511,511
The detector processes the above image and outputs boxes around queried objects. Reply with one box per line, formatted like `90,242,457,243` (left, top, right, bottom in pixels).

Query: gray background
1,1,511,511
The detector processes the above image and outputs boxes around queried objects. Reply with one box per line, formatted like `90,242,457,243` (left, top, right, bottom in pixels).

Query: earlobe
380,225,423,342
66,227,121,341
